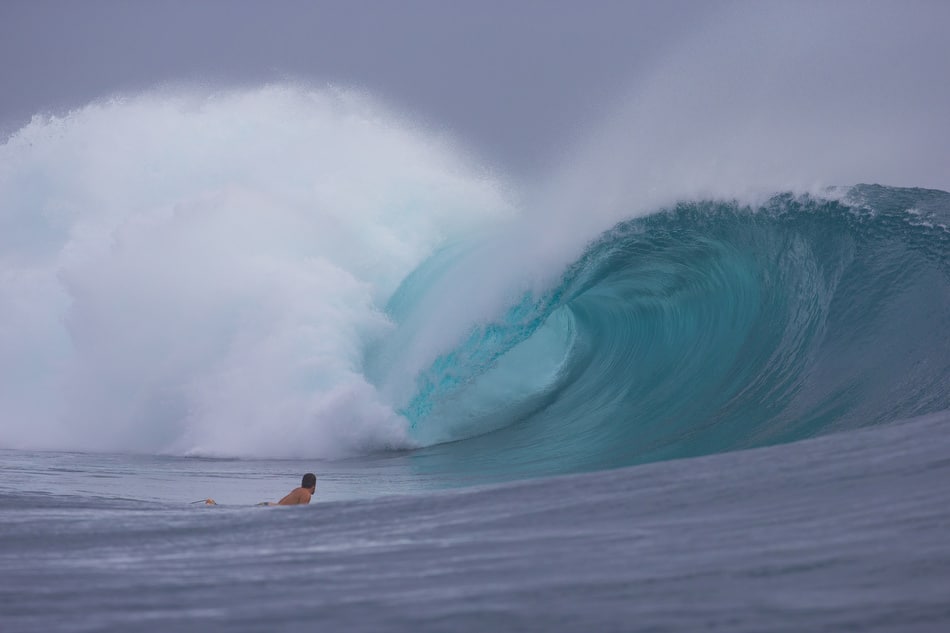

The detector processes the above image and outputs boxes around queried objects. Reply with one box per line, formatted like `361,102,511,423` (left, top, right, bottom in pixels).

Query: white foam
0,85,514,457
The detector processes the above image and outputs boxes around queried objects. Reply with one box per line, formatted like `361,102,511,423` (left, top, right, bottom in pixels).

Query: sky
0,0,712,177
1,0,948,187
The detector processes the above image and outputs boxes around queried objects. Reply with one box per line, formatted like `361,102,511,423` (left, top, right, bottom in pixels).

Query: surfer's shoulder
277,487,312,505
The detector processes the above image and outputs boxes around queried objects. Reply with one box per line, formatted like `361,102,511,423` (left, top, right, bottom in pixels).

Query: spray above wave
0,84,515,457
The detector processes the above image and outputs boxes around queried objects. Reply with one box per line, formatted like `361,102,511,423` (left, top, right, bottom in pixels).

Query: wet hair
302,473,317,489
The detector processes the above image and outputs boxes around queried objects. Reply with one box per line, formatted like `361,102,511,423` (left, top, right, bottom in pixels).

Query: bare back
277,487,313,505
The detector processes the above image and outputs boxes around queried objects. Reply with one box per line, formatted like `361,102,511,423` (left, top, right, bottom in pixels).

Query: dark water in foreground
2,410,949,632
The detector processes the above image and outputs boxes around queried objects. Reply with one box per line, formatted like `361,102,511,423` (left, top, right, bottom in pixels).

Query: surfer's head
302,473,317,491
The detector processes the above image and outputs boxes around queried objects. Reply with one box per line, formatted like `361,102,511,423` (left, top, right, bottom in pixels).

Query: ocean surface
3,411,950,632
2,88,950,631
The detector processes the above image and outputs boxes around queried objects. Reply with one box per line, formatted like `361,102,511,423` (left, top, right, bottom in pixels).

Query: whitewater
1,80,950,631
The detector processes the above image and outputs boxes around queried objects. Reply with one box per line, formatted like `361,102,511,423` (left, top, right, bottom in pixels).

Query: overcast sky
2,0,948,185
0,0,722,176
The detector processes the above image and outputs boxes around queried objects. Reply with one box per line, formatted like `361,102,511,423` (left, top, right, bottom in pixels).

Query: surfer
200,473,317,506
262,473,318,506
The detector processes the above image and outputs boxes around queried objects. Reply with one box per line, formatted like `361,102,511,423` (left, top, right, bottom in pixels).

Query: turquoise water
379,185,950,482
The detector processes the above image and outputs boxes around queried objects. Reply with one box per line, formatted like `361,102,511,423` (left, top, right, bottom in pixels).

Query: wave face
386,186,950,480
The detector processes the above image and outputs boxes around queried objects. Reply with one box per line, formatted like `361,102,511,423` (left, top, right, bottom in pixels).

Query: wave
2,85,949,480
384,186,950,479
